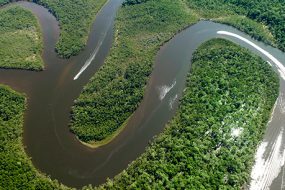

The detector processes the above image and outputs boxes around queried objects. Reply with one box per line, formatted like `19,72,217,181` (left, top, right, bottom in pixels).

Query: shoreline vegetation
0,5,44,70
97,39,279,189
71,0,282,146
78,116,132,149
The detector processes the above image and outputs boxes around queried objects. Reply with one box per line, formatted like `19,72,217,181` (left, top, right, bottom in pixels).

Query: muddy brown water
0,1,285,189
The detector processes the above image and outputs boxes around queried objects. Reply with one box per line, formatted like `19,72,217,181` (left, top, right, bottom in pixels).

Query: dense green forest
0,85,69,189
70,0,278,144
0,0,282,189
96,39,279,189
0,6,43,70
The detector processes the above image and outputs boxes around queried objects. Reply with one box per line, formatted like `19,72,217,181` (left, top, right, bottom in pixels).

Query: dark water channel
0,1,285,189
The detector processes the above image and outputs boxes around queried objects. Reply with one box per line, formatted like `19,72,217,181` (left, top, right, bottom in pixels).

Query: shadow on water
0,1,285,189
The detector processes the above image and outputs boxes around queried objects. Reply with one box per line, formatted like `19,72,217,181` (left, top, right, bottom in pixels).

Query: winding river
0,0,285,189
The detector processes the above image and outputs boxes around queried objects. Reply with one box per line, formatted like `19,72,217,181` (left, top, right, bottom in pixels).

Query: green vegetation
70,0,199,143
0,0,282,189
186,0,284,50
215,16,276,47
0,4,67,190
78,116,132,148
0,85,69,189
0,6,43,70
1,0,107,58
227,0,285,51
71,0,282,144
0,0,9,5
34,0,107,58
97,39,279,189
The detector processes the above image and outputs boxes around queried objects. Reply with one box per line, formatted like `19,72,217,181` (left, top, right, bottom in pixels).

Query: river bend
0,1,284,189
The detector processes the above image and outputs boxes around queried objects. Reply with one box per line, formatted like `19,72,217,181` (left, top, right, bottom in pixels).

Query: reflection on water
169,94,178,110
157,79,176,101
250,129,285,190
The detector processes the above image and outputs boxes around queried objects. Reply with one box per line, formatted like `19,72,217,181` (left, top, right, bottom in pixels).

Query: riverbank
77,116,132,149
